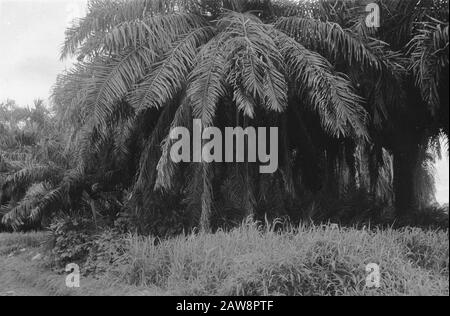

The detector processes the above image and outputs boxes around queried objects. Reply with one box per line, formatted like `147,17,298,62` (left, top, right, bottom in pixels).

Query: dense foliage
0,100,64,231
0,0,448,234
1,222,448,296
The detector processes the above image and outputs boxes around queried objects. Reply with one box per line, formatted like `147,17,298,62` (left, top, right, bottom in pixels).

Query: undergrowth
1,221,448,296
113,221,449,296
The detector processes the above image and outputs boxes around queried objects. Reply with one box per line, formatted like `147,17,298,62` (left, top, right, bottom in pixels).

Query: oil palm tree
338,0,449,214
0,100,65,229
46,0,408,231
0,104,125,230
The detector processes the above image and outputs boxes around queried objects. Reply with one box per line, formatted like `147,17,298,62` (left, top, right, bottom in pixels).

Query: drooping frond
277,33,368,138
1,182,52,229
220,12,287,114
29,186,67,222
373,0,449,48
52,63,93,129
188,39,228,126
2,164,63,197
155,100,192,190
61,0,149,59
375,148,394,204
62,0,206,59
84,45,158,133
3,167,86,228
132,26,215,112
233,88,257,118
275,16,404,73
104,13,206,53
111,115,138,162
409,20,449,113
134,100,179,193
263,63,288,113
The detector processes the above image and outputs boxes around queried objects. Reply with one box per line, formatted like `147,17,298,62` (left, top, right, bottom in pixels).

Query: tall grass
116,222,448,296
0,232,47,255
1,223,448,296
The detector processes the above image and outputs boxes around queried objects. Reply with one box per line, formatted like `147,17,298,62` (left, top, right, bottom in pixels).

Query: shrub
116,221,449,296
83,230,130,277
48,216,97,271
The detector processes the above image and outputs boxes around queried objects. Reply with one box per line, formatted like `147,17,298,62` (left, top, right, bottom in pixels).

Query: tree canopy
1,0,448,233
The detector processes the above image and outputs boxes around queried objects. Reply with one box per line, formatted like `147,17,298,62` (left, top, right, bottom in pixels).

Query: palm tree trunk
393,141,420,217
392,86,428,218
243,115,254,217
200,164,213,233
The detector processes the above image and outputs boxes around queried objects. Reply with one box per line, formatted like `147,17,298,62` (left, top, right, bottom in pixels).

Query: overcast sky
0,0,448,204
0,0,87,106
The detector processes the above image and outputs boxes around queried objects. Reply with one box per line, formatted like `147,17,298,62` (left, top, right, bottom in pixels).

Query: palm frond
263,62,288,113
2,164,63,197
134,100,179,193
132,26,215,112
220,12,287,114
30,186,68,222
409,20,449,113
1,182,52,229
275,16,404,73
61,0,149,59
104,13,206,53
233,88,257,118
277,33,368,138
188,39,228,126
84,45,157,133
155,100,192,190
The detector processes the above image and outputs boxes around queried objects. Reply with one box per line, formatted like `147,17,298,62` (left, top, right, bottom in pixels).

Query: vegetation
1,0,448,235
0,232,150,296
1,222,448,296
0,99,65,231
1,0,448,297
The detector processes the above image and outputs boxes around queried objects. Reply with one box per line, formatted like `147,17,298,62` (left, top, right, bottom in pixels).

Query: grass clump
1,222,448,296
117,222,448,296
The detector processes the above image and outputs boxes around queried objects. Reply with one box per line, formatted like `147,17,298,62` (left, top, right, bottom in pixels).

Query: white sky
0,0,448,204
0,0,87,106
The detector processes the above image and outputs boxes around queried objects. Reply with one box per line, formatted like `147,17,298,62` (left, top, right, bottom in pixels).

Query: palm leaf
277,32,368,138
409,20,449,113
275,16,404,73
131,26,215,112
188,38,228,126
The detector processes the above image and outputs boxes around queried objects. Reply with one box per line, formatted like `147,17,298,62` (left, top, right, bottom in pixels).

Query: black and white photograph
0,0,449,300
